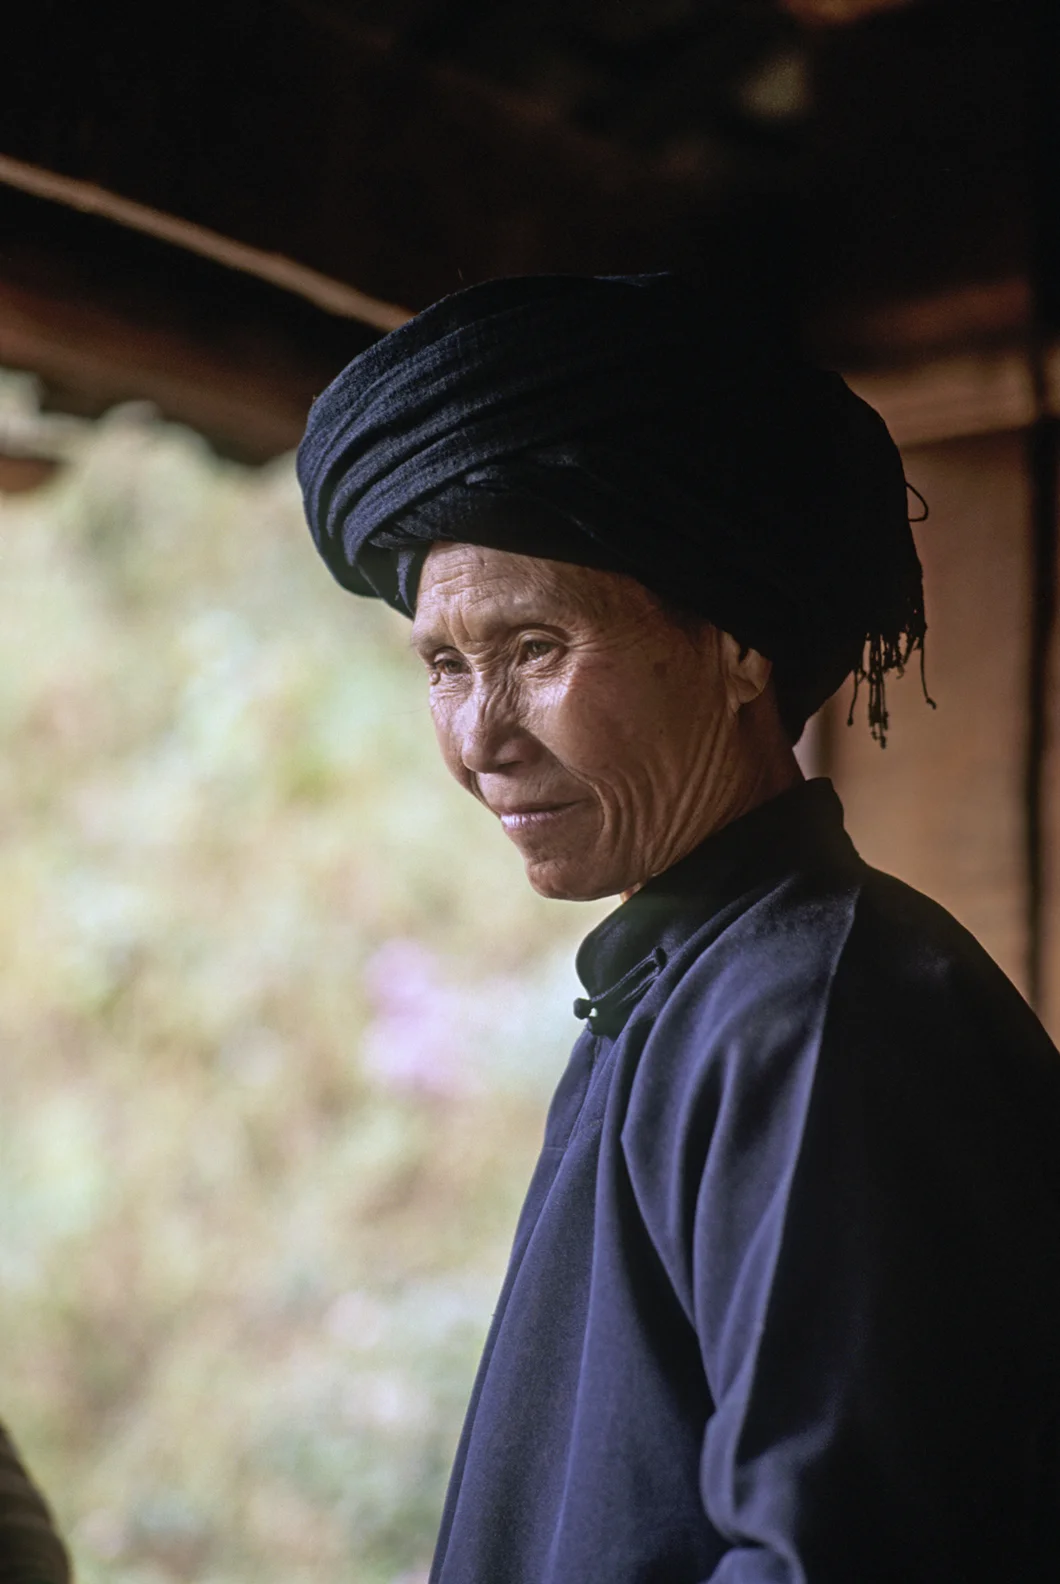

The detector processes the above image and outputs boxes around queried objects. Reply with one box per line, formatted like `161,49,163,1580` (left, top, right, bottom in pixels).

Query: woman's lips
496,802,581,833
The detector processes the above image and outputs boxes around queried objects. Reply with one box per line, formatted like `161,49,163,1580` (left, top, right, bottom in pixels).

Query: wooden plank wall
1043,503,1060,1039
822,429,1037,1005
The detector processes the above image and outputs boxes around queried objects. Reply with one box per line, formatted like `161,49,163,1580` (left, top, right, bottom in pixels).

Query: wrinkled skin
411,543,802,901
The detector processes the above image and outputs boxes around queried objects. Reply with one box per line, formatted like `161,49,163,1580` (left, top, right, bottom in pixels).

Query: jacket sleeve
0,1422,71,1584
680,927,1059,1583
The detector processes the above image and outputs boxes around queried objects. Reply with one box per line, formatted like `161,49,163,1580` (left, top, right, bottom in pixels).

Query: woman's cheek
527,672,598,772
430,696,466,782
551,714,621,792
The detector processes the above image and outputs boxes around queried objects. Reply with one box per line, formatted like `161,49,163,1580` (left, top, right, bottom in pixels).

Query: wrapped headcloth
298,273,927,743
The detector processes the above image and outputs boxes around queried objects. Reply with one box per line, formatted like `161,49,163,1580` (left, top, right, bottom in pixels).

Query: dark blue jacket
430,780,1060,1583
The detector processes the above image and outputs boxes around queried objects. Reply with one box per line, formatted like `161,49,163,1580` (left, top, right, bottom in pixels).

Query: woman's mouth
496,802,581,833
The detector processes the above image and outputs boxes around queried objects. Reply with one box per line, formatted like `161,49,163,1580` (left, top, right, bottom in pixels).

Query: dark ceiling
0,0,1047,459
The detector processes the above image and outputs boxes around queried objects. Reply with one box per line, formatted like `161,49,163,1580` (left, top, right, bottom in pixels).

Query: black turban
297,273,926,742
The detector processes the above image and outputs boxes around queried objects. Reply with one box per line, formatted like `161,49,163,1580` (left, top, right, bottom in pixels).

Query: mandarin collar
573,779,859,1037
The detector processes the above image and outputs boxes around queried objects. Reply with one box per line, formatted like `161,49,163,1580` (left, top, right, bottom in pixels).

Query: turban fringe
298,274,927,743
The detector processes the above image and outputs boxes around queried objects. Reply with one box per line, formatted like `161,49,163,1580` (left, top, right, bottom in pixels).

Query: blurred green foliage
0,376,608,1583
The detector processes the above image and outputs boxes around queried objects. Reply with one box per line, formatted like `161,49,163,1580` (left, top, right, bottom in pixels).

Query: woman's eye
520,638,555,663
430,654,466,679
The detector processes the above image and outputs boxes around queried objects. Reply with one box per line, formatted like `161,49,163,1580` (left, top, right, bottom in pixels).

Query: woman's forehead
411,543,648,642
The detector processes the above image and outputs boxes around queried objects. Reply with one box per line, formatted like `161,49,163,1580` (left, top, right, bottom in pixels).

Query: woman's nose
458,682,530,775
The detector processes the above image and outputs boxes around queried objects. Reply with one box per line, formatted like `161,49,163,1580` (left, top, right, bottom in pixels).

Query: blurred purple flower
361,941,478,1098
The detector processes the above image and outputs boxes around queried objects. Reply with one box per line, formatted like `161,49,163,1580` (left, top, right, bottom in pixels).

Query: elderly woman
299,275,1060,1583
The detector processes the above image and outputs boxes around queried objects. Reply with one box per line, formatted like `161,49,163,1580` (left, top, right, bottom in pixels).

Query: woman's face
411,542,784,901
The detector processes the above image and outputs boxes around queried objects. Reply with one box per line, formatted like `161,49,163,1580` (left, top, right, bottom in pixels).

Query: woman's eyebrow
409,616,466,655
411,599,572,658
409,626,444,656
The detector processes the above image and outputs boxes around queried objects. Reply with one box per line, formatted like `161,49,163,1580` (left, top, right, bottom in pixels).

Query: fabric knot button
572,948,667,1038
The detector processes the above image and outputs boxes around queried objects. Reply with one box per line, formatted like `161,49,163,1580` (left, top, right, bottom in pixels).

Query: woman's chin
522,848,628,903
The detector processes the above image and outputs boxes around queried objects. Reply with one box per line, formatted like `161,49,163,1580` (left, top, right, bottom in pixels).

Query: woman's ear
720,631,772,711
